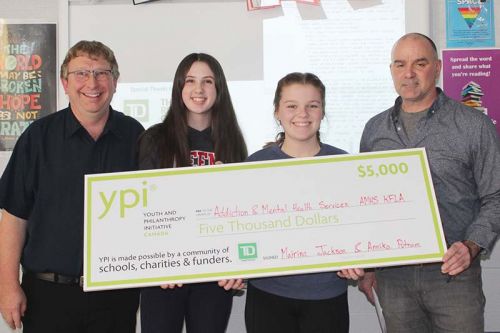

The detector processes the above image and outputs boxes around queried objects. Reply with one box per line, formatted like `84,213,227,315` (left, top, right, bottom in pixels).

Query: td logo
98,181,149,219
124,99,149,122
238,243,257,260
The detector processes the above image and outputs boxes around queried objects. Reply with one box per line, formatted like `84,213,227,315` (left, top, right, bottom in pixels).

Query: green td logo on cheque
238,243,257,260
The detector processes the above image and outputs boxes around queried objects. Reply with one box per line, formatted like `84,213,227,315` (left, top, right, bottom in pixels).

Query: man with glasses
0,40,144,332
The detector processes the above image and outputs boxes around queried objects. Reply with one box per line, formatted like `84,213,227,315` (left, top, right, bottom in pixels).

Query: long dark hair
153,53,247,167
269,72,326,147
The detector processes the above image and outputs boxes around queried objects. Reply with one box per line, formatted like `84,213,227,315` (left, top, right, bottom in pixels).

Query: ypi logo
238,243,257,260
98,181,150,219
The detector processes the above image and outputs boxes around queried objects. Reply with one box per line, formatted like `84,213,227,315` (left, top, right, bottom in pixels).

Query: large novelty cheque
84,148,446,291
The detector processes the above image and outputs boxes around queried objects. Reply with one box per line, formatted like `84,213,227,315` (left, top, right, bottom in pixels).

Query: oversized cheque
84,148,446,291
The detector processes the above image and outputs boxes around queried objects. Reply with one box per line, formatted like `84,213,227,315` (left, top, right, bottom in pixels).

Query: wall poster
442,48,500,136
446,0,495,48
0,21,57,151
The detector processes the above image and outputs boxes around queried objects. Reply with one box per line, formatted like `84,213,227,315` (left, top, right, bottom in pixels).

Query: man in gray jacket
357,33,500,333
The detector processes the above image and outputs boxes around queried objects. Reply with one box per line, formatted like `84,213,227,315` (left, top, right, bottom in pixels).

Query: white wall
1,1,499,332
1,2,60,333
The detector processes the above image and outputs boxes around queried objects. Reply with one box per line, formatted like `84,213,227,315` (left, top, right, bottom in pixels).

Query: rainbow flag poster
446,0,495,48
458,6,482,28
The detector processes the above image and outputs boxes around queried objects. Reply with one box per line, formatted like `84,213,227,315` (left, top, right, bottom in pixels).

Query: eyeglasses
67,69,113,82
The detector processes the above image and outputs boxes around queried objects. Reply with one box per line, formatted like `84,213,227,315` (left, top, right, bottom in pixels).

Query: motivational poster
0,22,57,150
